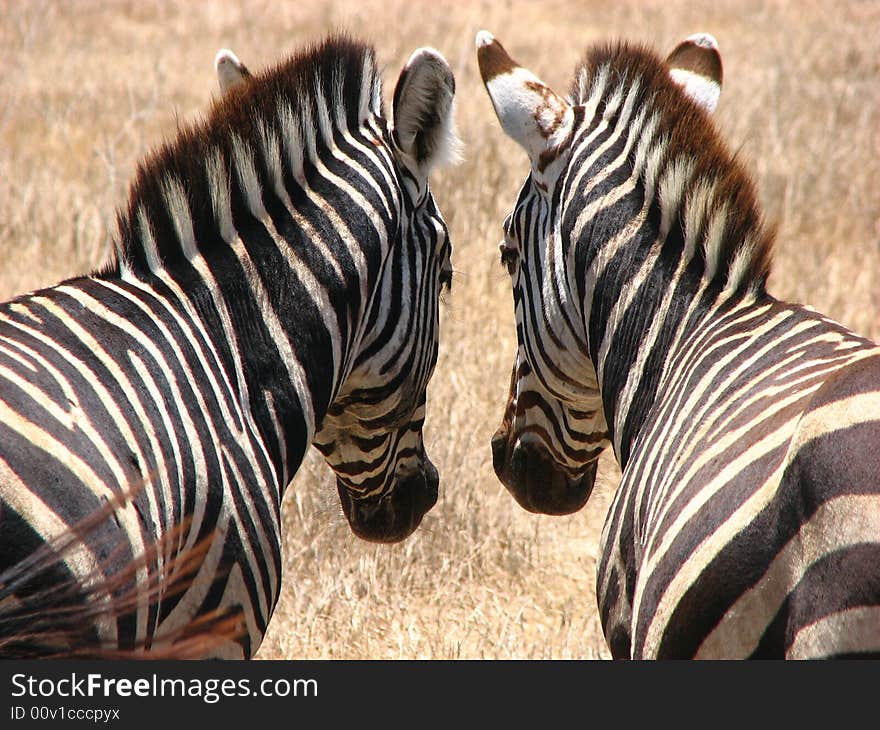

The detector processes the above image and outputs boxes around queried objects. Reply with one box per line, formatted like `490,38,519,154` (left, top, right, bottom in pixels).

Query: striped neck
559,44,776,464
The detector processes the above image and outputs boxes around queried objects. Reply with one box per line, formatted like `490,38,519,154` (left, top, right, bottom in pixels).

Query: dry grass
1,0,877,659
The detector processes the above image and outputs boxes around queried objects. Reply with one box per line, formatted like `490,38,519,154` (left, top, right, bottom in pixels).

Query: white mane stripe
162,176,198,260
136,207,161,272
277,101,305,185
314,81,336,148
206,148,234,243
231,134,268,222
359,55,374,123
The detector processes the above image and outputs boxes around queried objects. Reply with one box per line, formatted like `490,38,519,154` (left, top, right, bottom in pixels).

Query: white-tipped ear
667,33,723,113
391,47,460,177
476,30,574,172
215,48,251,94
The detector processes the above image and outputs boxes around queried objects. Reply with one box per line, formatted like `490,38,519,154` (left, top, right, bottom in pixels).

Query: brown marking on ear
536,104,583,173
478,37,517,83
536,148,559,174
666,38,723,85
524,80,570,139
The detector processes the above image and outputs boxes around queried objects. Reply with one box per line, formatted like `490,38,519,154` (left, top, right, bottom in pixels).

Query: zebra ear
667,33,723,113
476,31,574,173
215,49,251,94
391,47,460,177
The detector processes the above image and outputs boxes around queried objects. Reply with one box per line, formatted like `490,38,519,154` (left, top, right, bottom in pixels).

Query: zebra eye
439,267,453,291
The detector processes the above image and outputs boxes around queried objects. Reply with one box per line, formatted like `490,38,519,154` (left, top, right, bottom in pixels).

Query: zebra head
312,47,458,543
477,31,723,514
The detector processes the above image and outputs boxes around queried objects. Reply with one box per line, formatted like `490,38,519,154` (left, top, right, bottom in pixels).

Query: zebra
0,34,459,658
477,30,880,658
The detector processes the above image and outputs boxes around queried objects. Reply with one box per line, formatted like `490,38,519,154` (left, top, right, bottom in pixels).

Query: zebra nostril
355,499,383,524
491,430,509,475
551,462,568,491
423,457,440,494
335,464,437,545
509,443,527,482
499,439,594,516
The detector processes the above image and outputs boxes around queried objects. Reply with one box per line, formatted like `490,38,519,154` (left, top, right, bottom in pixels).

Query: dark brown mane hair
105,34,382,277
570,42,775,293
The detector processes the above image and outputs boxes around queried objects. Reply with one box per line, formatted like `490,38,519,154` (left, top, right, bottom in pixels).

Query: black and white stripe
479,31,880,658
0,35,458,658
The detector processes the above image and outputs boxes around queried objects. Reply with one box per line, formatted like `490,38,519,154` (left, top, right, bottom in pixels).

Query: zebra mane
107,35,383,277
570,42,775,295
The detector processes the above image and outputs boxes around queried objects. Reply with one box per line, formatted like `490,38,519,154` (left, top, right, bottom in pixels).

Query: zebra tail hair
0,482,245,659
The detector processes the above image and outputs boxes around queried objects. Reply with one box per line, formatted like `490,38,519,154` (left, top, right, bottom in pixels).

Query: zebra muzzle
336,458,439,543
491,429,596,515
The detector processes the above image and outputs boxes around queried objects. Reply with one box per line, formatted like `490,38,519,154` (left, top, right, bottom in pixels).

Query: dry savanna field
1,1,878,659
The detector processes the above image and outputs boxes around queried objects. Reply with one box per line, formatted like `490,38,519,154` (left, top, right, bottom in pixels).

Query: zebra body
478,31,880,658
0,36,458,658
605,302,879,658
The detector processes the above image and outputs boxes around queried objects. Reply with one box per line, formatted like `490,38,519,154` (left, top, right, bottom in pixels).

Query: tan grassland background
1,0,878,659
